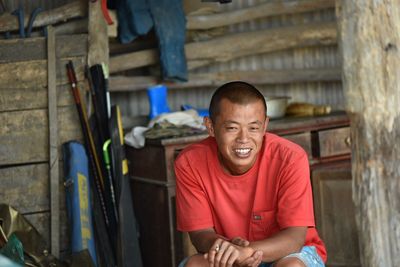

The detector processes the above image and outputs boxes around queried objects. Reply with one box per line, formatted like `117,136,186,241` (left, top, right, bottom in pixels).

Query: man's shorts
261,246,325,267
178,246,325,267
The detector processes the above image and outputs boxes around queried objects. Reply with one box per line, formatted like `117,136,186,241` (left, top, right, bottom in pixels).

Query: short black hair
209,81,266,122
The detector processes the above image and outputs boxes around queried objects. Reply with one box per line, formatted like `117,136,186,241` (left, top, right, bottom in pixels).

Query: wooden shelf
109,68,341,92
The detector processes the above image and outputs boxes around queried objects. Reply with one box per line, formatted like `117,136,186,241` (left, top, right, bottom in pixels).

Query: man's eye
226,127,237,131
250,127,260,131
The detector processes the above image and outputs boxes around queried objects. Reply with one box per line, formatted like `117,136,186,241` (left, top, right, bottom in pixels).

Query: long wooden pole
109,68,341,92
337,1,400,266
0,1,87,33
109,22,337,73
187,0,335,30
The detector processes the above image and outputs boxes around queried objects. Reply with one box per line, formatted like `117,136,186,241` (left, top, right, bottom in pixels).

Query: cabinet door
312,162,360,267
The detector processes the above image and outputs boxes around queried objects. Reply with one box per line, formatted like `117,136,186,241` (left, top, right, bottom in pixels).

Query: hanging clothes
112,0,188,81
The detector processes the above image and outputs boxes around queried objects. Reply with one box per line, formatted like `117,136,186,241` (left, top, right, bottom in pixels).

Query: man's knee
182,254,208,267
274,257,306,267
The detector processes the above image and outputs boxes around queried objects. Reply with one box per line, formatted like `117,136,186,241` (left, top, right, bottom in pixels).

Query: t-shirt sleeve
175,154,214,232
277,153,315,228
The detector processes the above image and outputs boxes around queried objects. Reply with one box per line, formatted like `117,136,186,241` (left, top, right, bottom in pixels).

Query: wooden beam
0,57,86,89
0,34,88,63
88,0,109,66
0,106,82,166
54,18,89,35
187,0,335,30
0,83,89,113
337,0,400,266
109,68,341,92
0,1,87,33
0,163,67,213
109,22,337,73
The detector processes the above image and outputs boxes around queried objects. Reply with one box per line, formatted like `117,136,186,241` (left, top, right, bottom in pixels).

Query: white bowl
265,96,290,119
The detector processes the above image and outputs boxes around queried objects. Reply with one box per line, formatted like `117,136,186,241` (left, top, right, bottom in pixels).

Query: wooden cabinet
126,111,360,267
127,136,202,267
312,161,360,267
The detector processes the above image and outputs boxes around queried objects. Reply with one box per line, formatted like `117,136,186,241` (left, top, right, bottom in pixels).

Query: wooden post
47,25,59,258
336,1,400,266
88,0,109,66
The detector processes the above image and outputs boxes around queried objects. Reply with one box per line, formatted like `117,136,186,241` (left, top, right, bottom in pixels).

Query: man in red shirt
175,81,326,267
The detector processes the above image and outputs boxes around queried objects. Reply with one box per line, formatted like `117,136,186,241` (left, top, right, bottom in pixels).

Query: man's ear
264,116,269,132
203,116,215,137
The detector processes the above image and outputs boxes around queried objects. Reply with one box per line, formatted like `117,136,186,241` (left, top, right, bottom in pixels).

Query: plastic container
265,96,290,119
147,84,171,119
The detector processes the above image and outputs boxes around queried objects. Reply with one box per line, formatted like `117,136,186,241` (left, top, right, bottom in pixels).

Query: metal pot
265,96,290,119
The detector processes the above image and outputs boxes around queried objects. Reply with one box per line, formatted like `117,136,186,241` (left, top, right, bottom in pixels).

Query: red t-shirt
175,133,327,262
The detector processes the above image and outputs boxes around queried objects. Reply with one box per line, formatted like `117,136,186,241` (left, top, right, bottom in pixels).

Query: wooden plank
54,18,89,36
47,26,59,257
0,34,88,63
0,1,87,33
0,163,67,213
338,1,400,266
0,57,86,89
0,106,82,165
24,210,69,253
109,22,337,73
187,0,335,30
109,68,341,92
88,0,109,66
0,82,89,113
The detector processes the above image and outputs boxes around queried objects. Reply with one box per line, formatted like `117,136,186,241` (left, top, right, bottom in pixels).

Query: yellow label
78,173,91,247
122,159,128,175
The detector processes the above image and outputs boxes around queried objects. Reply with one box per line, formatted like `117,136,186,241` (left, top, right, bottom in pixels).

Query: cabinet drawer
282,132,312,158
314,127,351,158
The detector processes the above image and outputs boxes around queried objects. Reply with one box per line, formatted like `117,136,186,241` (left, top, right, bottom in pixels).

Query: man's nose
236,129,249,142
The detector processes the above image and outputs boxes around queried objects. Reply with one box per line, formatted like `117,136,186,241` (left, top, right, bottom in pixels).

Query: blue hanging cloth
113,0,188,82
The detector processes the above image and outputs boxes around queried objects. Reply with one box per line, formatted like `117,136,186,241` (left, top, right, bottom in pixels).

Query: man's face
205,98,268,175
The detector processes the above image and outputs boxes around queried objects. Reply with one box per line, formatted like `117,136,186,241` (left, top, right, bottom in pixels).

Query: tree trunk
336,1,400,266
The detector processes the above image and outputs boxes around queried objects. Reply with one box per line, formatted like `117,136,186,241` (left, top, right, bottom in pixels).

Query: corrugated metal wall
112,1,343,122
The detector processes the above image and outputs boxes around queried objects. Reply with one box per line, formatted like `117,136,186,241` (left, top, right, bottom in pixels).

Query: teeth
235,148,251,154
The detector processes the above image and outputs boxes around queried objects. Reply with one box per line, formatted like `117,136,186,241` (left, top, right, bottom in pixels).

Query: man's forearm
189,228,226,253
249,227,307,262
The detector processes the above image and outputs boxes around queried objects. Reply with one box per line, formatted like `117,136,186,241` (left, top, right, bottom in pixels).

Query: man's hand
231,237,263,267
204,238,263,267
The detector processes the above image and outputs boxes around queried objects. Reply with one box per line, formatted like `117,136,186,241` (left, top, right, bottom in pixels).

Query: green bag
0,233,24,265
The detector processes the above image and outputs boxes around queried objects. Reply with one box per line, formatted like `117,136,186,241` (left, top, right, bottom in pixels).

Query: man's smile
234,148,252,157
